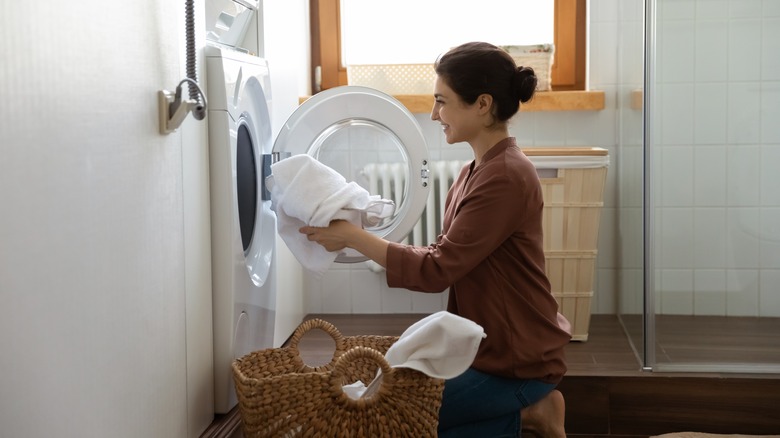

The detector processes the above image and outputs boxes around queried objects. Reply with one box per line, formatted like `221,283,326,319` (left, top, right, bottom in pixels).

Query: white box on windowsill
500,44,555,91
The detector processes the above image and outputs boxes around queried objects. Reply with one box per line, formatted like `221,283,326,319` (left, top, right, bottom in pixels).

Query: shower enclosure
618,0,780,373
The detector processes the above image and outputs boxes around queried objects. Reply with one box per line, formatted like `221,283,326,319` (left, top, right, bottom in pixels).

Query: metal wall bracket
158,89,196,135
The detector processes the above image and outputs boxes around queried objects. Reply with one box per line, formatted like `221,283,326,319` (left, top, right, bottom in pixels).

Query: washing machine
207,63,434,412
206,44,277,414
205,4,432,414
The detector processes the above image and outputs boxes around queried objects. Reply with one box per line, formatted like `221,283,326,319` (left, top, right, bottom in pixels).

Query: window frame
309,0,587,93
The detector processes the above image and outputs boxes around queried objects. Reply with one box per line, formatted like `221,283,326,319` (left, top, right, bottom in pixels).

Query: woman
301,42,570,437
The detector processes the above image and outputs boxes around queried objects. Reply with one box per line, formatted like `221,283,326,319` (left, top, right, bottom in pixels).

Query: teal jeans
437,367,557,438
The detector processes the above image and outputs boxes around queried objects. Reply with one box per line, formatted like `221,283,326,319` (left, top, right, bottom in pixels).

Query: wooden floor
204,314,780,438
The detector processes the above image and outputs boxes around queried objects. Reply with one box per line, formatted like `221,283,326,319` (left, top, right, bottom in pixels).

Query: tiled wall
302,0,780,318
652,0,780,317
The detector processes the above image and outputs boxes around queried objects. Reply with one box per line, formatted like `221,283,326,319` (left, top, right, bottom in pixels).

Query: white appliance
206,45,277,413
204,0,431,417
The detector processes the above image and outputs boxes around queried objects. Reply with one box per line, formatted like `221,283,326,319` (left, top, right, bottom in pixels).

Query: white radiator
363,160,469,247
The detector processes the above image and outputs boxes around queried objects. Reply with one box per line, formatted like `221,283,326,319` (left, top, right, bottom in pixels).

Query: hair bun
514,66,538,103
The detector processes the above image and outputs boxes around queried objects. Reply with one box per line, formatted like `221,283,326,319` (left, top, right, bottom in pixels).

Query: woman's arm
300,220,389,268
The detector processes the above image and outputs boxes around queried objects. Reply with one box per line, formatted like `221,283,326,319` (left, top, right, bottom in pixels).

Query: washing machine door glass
272,86,430,263
236,124,258,252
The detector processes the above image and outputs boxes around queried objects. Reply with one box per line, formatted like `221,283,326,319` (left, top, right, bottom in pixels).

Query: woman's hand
300,220,390,267
300,220,359,252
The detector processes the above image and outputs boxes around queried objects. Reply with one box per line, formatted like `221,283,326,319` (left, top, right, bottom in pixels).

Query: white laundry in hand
266,154,394,276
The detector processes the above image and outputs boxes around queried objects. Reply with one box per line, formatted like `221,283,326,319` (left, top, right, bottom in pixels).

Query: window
340,1,554,65
310,0,586,93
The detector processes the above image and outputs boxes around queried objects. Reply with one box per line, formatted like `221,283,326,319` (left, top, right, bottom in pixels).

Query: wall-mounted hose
185,0,207,120
158,0,208,134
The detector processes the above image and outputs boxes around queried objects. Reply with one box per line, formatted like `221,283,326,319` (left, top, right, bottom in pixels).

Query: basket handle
330,346,394,402
287,318,347,370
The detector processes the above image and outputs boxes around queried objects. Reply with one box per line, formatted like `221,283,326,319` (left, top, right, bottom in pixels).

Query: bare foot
520,389,566,438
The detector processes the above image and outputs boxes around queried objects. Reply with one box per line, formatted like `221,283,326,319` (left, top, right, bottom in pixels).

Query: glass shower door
645,0,780,373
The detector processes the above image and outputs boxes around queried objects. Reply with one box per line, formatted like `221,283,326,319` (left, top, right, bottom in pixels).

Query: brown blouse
386,138,570,383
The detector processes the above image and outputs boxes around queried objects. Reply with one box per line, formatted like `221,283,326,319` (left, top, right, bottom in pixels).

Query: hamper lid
522,147,609,169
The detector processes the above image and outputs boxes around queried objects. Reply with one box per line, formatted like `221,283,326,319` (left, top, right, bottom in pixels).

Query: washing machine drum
272,86,431,263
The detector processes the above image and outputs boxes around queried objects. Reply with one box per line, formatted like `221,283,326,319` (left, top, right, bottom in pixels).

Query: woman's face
431,76,481,145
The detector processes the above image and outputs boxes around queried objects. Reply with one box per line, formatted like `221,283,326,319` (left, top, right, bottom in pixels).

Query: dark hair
434,42,537,122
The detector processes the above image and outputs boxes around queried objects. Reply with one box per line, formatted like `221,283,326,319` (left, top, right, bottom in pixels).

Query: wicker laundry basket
232,318,445,437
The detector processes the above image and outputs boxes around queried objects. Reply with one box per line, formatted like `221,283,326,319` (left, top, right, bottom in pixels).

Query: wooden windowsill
299,90,605,114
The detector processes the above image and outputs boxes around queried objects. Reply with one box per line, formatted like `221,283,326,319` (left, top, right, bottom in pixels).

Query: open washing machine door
269,86,430,262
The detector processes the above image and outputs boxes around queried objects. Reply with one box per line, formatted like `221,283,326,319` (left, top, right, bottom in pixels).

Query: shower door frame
642,0,657,372
642,0,780,375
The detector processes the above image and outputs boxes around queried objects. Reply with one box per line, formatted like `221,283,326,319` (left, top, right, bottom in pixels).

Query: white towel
356,311,485,399
384,310,486,379
267,154,394,275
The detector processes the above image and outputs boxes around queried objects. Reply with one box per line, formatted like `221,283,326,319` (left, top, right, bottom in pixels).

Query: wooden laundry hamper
232,318,445,437
525,147,609,341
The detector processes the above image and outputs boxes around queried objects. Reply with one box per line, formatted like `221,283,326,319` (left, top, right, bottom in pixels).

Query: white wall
264,0,309,346
0,1,192,437
0,1,309,435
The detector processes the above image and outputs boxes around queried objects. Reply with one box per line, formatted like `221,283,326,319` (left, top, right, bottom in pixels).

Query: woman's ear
476,93,493,115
